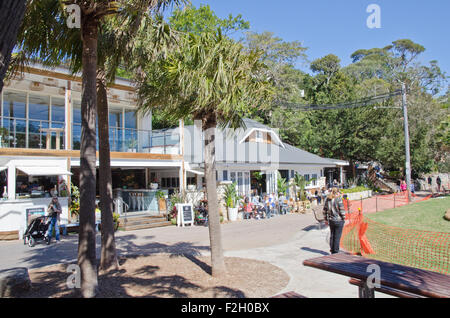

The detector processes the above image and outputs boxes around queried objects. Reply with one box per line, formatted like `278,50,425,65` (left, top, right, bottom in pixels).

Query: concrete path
0,212,391,298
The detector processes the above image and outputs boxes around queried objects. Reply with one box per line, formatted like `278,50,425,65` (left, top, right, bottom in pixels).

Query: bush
341,186,371,194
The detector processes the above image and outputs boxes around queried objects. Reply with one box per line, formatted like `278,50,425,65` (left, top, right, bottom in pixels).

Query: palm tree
95,1,183,272
291,173,307,201
276,171,288,196
13,1,184,282
0,0,26,92
135,30,272,277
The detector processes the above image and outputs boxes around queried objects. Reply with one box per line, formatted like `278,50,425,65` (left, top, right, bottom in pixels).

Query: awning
187,169,204,176
17,166,72,176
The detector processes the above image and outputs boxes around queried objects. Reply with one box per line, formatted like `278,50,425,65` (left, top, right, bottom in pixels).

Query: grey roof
183,118,337,167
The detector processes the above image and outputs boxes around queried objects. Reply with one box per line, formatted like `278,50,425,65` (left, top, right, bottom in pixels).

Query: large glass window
51,97,65,124
29,95,49,121
72,100,81,150
28,95,50,148
125,110,136,129
2,91,27,148
3,91,26,119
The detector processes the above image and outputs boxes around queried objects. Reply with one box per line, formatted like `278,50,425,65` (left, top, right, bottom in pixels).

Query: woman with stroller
46,196,62,243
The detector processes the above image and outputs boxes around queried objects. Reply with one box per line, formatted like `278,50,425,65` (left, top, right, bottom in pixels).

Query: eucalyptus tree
135,30,272,277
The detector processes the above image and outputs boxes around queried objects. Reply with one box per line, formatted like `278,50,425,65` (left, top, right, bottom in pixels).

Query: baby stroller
23,216,50,247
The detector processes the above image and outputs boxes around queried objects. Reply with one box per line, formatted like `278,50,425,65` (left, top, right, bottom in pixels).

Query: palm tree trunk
0,0,26,92
78,16,99,298
97,69,119,272
203,115,227,277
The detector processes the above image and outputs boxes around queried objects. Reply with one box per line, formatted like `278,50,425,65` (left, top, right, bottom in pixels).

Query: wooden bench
272,291,307,298
303,253,450,298
348,278,426,298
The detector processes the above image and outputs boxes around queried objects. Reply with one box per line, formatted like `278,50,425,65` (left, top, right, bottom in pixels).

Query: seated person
243,197,253,219
18,182,30,194
279,193,288,214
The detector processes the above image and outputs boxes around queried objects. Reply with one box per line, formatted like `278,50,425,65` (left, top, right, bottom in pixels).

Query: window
187,177,196,185
125,110,136,129
72,100,81,150
29,95,49,121
230,172,236,183
109,106,123,128
3,91,26,119
223,170,228,181
51,98,65,124
312,174,318,186
255,130,263,142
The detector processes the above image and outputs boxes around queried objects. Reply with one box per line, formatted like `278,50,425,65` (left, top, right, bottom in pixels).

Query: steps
118,214,172,231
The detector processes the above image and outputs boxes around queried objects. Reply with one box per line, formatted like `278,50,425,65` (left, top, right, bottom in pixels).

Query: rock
0,268,31,297
444,209,450,222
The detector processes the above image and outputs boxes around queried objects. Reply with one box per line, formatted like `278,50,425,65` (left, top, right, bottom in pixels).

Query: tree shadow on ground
18,237,248,298
300,247,329,256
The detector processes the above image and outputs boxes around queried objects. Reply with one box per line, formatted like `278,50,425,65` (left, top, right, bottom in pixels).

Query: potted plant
150,176,159,190
223,182,240,222
69,183,80,222
156,190,167,215
113,212,120,231
291,173,308,213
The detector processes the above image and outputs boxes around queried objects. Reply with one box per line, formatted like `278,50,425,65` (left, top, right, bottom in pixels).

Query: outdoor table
39,128,64,150
303,253,450,298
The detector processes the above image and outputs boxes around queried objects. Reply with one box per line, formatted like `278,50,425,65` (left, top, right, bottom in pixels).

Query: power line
275,89,403,112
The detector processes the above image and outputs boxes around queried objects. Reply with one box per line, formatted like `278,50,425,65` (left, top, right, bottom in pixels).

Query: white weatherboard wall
0,197,69,239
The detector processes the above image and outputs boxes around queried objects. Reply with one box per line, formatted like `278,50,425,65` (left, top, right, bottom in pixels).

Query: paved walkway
0,212,391,298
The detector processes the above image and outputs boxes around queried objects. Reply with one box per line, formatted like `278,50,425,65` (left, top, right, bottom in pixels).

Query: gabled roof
182,118,338,167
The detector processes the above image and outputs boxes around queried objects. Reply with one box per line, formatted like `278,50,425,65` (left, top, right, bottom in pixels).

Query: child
244,197,253,220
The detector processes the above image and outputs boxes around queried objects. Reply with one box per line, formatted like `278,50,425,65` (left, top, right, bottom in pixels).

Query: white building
0,65,346,239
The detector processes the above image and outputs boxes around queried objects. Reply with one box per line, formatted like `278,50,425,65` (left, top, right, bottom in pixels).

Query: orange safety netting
343,191,433,215
340,196,449,275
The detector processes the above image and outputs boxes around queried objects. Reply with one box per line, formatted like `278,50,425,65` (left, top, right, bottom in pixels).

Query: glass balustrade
0,116,180,154
72,123,180,154
0,117,65,149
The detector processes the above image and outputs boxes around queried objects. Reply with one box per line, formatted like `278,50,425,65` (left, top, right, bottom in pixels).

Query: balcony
0,116,180,155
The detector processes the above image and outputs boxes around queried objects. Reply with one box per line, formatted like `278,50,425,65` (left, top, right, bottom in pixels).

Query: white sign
176,203,194,227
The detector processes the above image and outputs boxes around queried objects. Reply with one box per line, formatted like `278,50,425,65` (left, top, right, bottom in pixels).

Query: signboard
26,207,46,225
176,203,194,227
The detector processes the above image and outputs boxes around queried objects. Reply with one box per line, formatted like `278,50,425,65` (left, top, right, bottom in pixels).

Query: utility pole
401,82,412,203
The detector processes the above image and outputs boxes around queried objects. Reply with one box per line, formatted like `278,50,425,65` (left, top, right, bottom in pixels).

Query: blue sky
185,0,450,77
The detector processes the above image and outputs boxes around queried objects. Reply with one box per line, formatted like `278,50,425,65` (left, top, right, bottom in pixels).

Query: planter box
228,208,239,222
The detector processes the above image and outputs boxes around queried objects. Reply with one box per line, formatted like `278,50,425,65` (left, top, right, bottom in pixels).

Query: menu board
176,204,194,227
26,207,46,225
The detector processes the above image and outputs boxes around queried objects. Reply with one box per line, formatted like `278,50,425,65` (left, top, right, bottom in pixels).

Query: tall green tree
14,0,183,296
135,30,271,277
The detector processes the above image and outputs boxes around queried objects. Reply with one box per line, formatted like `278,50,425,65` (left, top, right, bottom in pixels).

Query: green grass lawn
366,196,450,233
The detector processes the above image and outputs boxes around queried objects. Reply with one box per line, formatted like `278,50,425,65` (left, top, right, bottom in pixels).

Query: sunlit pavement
0,212,392,298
